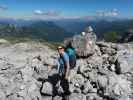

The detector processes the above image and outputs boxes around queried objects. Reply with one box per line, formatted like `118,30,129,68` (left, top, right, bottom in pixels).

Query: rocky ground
0,30,133,100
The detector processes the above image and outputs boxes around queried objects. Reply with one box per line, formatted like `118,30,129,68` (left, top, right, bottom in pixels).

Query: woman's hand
65,75,69,80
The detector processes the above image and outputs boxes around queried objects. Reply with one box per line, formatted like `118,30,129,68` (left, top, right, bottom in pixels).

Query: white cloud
104,11,118,16
34,10,60,16
34,10,44,15
97,9,119,17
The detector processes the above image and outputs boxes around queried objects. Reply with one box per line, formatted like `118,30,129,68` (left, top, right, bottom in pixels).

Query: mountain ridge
0,18,133,42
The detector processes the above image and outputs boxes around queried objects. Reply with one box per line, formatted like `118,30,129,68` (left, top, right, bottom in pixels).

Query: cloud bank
97,9,119,17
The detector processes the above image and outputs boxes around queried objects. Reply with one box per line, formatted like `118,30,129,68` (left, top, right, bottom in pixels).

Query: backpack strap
60,53,68,68
58,57,65,76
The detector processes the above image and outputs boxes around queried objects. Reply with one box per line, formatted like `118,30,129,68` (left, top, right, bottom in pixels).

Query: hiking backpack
65,48,76,69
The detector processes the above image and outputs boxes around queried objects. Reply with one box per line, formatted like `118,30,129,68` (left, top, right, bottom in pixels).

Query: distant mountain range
54,19,133,39
0,19,73,42
0,17,133,42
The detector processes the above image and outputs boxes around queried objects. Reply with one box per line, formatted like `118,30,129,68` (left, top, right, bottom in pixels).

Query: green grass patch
0,36,63,50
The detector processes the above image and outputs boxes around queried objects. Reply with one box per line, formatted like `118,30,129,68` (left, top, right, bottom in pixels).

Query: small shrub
104,32,118,42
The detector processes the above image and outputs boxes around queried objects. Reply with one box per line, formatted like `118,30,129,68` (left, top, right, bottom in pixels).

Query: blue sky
0,0,133,19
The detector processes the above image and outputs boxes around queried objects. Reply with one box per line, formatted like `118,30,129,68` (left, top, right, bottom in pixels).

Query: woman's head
57,46,65,54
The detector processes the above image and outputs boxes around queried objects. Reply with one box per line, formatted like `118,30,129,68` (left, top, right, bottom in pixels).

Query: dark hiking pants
60,76,70,96
52,74,70,96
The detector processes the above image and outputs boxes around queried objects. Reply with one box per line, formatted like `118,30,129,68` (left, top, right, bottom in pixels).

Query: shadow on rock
39,73,61,97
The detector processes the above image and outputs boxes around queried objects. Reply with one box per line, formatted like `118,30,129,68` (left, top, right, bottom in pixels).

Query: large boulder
116,51,133,74
41,82,53,96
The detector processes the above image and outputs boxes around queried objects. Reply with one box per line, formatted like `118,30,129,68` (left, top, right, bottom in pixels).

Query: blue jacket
58,52,69,76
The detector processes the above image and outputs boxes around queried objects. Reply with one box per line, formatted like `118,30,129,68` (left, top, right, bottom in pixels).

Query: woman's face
58,48,64,54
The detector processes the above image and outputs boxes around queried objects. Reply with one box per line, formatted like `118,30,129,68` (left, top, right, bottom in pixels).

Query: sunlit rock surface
0,34,133,100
